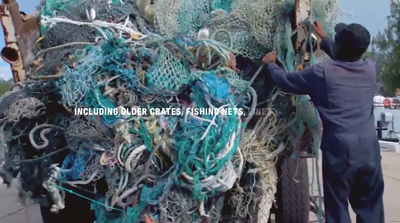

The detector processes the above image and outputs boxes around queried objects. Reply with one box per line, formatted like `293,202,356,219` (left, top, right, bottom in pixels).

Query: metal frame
294,0,318,67
293,0,318,158
0,0,39,83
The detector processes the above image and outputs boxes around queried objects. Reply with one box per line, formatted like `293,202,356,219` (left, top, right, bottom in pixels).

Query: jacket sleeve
267,63,323,95
320,36,335,59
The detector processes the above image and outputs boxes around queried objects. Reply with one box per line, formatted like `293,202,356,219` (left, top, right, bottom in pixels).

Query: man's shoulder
309,61,330,74
356,58,378,74
322,58,376,68
362,58,378,68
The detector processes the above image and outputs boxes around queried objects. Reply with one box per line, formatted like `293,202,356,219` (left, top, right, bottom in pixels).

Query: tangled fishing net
0,0,341,222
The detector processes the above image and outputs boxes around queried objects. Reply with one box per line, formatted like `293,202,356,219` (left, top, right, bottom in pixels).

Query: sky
339,0,391,37
0,0,392,80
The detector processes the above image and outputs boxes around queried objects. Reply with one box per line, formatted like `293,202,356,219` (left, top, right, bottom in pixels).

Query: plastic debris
0,0,341,222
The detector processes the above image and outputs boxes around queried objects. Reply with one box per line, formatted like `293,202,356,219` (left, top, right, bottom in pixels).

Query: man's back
311,59,377,136
309,58,381,176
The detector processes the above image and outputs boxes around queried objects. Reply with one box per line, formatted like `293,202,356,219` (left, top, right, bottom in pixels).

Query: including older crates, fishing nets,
0,0,341,222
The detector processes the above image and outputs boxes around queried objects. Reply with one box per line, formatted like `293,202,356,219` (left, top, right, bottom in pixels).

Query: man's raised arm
261,52,323,96
312,21,335,59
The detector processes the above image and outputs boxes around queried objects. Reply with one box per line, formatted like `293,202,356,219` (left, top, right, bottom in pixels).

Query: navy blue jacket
267,37,380,172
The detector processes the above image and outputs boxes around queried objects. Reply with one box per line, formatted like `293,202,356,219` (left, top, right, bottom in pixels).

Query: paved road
1,152,399,223
309,151,400,223
0,179,41,223
379,152,400,223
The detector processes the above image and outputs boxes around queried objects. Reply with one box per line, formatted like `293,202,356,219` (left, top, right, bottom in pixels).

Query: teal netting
201,72,231,100
211,0,236,12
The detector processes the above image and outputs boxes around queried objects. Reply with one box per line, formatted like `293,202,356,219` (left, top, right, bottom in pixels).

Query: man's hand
312,21,327,38
262,51,277,65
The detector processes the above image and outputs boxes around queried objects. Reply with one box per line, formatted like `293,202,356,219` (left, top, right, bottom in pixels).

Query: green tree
372,0,400,96
0,80,12,96
362,51,386,93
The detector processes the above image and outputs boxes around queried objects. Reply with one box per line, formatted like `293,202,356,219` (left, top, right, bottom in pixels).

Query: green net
154,0,211,39
231,0,284,50
173,86,241,200
211,0,236,12
144,44,192,95
208,12,267,59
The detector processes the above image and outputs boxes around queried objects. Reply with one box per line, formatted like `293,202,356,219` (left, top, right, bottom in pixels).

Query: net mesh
3,97,46,123
231,0,284,50
144,44,192,95
154,0,211,40
208,13,267,59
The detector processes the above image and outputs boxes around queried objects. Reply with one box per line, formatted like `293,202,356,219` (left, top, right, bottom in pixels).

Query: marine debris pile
0,0,340,222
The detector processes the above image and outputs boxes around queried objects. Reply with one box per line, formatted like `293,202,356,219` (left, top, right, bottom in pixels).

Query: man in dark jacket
262,22,385,223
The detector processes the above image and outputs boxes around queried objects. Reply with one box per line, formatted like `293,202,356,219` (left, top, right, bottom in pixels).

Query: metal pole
377,121,383,139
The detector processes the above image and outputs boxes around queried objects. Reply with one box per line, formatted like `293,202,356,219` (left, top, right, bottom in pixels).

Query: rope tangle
0,0,340,222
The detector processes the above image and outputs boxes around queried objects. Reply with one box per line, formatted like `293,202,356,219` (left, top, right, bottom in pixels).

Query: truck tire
275,158,310,223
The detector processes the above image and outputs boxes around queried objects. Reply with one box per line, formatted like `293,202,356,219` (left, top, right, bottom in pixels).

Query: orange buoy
383,98,391,108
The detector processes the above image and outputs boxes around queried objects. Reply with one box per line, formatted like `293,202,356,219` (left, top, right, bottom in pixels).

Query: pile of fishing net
0,0,341,222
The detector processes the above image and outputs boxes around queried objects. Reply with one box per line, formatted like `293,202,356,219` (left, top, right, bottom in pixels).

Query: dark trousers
322,133,385,223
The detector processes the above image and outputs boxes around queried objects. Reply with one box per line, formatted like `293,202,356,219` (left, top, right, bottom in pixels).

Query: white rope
65,168,99,185
41,16,146,39
43,165,65,213
257,161,278,223
236,147,244,176
125,145,146,172
112,171,130,207
29,124,65,150
188,113,218,126
118,185,140,201
217,131,237,160
198,201,210,218
216,161,238,192
117,142,126,166
115,120,131,143
200,104,230,141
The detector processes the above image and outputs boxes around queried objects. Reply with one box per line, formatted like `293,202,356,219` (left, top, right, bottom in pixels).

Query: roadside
0,179,41,223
